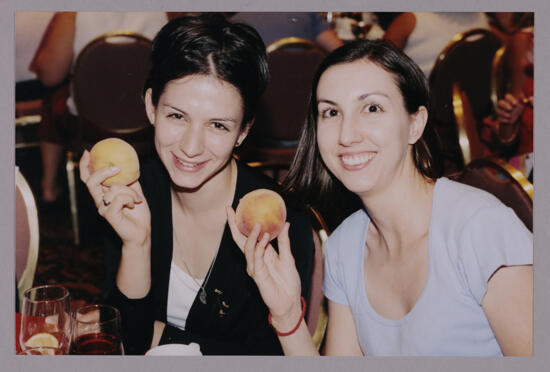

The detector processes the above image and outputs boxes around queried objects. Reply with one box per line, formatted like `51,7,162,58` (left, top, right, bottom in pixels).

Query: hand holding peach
235,189,287,241
89,138,140,186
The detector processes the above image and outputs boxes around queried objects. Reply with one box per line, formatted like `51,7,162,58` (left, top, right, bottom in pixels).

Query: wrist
269,296,306,337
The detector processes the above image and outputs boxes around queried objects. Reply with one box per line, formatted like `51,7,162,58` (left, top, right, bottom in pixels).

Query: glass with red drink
71,304,123,355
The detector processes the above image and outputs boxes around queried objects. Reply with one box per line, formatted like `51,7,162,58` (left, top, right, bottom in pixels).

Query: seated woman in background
79,14,314,355
227,39,532,356
383,12,489,77
491,25,534,158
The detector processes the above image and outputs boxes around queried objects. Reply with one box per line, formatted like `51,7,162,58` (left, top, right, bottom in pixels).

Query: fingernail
110,166,120,172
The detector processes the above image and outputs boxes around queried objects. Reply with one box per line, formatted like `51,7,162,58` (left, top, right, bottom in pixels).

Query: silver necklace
173,231,219,305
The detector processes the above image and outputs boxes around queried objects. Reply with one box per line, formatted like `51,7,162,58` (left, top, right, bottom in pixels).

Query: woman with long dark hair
227,39,532,356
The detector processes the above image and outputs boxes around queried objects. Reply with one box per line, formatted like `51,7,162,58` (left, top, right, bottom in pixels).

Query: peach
89,138,140,186
235,189,287,241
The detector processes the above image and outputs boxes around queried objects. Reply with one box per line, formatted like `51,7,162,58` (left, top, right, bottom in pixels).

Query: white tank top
166,261,204,330
403,12,490,77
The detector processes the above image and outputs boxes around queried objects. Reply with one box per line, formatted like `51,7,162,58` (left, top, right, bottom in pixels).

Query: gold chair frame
266,37,320,54
467,157,533,201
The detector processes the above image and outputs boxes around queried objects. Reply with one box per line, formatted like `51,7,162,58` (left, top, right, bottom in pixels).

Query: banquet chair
450,156,533,231
15,167,40,311
239,37,326,165
429,28,503,174
65,31,155,246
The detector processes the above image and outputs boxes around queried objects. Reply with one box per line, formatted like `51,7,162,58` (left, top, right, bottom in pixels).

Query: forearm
278,321,319,356
32,12,76,86
116,240,152,298
270,299,318,356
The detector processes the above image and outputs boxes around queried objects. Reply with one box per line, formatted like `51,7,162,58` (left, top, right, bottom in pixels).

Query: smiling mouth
340,152,376,168
173,153,207,170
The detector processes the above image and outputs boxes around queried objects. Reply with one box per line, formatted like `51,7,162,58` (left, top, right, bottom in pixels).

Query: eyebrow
317,91,390,105
163,104,238,124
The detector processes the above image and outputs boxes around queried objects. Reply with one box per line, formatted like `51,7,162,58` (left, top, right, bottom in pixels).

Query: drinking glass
19,285,71,354
17,346,64,355
71,304,123,355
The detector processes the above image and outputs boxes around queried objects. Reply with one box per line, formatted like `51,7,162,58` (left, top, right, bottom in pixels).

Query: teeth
176,157,200,167
341,152,376,166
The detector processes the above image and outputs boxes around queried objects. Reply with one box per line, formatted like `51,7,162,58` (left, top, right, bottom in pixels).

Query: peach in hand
89,138,140,186
235,189,287,241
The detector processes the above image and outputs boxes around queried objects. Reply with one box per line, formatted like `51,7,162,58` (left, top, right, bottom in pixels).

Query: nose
179,125,204,157
338,112,363,146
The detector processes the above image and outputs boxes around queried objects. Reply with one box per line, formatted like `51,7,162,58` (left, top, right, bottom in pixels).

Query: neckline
359,178,441,326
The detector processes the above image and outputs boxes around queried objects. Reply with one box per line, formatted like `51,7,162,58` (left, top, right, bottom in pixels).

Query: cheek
154,122,181,148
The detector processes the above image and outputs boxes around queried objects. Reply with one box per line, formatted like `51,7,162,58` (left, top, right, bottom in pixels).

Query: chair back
429,28,503,173
71,31,153,141
305,206,330,351
15,168,40,310
254,37,327,145
450,157,533,231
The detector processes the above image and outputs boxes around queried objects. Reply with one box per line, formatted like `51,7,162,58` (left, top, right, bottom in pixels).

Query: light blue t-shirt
323,177,532,356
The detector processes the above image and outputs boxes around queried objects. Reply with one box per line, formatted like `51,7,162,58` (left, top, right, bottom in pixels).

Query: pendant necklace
174,231,219,305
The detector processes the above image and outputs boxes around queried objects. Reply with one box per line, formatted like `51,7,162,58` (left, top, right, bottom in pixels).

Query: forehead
317,60,401,100
163,74,241,98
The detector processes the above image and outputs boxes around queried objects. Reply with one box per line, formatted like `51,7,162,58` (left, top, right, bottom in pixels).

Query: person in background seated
79,14,314,355
30,11,168,207
383,12,489,77
490,24,534,160
227,39,532,356
230,12,343,52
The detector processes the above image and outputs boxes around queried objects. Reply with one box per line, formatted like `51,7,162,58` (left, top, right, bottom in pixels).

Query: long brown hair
283,39,443,208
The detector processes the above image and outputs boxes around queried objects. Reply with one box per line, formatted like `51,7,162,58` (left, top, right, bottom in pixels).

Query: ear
408,106,428,144
236,119,254,147
144,88,156,125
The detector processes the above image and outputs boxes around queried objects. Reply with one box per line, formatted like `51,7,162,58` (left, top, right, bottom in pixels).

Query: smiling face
145,74,249,190
316,59,426,198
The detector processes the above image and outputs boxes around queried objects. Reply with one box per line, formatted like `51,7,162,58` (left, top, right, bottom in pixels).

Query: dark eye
212,122,229,131
167,112,184,120
321,108,340,119
365,104,382,113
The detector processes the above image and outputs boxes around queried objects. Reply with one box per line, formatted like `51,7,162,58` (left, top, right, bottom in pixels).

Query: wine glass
71,304,123,355
19,285,72,354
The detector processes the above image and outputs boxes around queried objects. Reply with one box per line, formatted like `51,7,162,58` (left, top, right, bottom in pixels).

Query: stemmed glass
19,285,72,355
71,304,123,355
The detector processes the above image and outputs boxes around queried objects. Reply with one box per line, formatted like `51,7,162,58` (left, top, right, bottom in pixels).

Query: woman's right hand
80,150,151,246
226,207,303,327
495,93,526,125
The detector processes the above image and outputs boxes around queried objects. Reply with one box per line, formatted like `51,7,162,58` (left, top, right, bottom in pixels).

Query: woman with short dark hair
227,39,532,356
80,14,314,355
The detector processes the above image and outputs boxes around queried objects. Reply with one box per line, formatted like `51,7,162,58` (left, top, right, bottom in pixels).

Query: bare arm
383,12,416,50
482,265,533,356
315,29,344,52
324,300,363,355
30,12,76,87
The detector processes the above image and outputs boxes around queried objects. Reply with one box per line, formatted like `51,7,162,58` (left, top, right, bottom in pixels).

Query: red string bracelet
268,296,306,337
